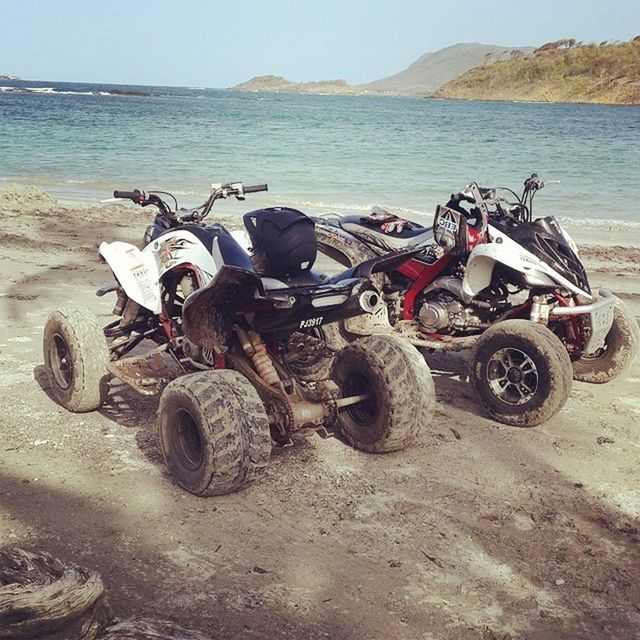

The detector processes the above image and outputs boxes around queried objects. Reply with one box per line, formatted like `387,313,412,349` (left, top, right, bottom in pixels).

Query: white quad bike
314,175,638,427
43,182,435,496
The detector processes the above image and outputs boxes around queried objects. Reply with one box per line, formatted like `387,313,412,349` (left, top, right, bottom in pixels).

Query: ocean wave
0,86,157,97
276,199,640,232
0,86,101,96
275,198,431,218
558,216,640,231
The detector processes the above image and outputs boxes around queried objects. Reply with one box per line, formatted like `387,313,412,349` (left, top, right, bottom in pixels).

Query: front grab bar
549,289,615,316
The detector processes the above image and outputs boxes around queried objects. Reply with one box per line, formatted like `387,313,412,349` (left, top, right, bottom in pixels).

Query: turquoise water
1,80,640,241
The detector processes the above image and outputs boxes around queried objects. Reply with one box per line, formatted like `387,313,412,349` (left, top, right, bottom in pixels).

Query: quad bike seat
260,269,329,291
338,215,433,249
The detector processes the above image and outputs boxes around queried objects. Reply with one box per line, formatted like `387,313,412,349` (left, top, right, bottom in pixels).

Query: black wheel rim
486,347,539,406
50,333,73,390
342,370,377,426
174,408,204,471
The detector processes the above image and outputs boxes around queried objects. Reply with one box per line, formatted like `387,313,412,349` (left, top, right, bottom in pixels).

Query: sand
0,184,639,640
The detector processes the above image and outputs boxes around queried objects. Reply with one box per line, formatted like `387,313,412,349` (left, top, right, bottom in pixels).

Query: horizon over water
1,79,639,244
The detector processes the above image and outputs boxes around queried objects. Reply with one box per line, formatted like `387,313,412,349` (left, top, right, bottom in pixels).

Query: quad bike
314,175,638,427
43,182,435,496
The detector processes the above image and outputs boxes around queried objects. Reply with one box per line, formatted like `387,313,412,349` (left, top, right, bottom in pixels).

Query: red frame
397,254,454,319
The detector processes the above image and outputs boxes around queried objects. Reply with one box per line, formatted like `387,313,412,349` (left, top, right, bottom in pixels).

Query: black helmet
243,207,317,277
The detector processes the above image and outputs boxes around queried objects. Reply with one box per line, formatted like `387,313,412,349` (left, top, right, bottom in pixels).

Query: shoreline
2,182,639,249
4,78,640,106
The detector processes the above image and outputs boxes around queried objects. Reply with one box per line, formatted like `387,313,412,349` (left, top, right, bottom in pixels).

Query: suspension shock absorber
236,327,280,386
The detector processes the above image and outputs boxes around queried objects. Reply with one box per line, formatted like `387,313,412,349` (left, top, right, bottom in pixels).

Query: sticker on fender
300,317,323,329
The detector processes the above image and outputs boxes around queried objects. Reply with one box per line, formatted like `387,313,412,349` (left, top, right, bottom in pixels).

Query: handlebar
244,184,268,194
111,181,268,224
113,189,145,201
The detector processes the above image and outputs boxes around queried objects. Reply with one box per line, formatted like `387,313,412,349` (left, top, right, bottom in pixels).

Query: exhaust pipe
359,290,380,313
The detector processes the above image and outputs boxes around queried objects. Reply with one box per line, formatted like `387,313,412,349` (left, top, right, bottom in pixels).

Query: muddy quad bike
43,182,435,496
314,176,637,427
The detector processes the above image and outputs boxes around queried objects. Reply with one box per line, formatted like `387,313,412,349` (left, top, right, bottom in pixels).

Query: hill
436,39,640,104
361,43,533,95
231,43,533,96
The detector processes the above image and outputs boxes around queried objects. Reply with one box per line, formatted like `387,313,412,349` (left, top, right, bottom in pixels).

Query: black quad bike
43,182,435,496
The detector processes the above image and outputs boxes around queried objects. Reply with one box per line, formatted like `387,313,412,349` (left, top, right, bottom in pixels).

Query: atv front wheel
43,307,110,412
572,299,639,383
330,334,435,453
470,320,572,427
158,370,271,496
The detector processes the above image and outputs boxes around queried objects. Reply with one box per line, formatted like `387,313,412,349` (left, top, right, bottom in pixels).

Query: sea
1,79,639,244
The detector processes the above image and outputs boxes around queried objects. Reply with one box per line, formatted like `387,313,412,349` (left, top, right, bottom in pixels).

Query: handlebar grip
449,192,473,204
243,184,268,194
113,189,143,200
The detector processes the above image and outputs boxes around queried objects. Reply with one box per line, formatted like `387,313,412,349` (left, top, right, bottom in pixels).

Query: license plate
585,302,615,354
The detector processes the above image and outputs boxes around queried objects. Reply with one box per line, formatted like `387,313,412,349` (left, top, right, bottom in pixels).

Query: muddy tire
158,370,271,496
572,299,639,383
282,323,346,382
330,334,435,453
470,320,572,427
42,307,110,412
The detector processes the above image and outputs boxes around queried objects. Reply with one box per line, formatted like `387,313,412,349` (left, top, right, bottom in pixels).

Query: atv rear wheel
470,320,572,427
158,370,271,496
572,299,639,383
43,307,110,412
330,334,435,453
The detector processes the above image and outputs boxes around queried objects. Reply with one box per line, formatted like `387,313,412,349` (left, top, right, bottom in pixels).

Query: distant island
232,75,360,95
108,88,151,97
0,74,20,81
436,38,640,104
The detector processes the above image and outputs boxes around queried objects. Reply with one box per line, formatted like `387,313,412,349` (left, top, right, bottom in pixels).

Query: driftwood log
102,619,211,640
0,548,109,639
0,549,210,640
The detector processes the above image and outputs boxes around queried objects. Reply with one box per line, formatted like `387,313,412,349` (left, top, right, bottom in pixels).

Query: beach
0,184,638,639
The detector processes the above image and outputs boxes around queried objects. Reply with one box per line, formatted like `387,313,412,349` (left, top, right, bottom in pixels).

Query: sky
1,0,639,87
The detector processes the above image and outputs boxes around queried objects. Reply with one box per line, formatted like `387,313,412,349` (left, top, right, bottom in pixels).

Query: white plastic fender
99,230,217,314
462,226,592,300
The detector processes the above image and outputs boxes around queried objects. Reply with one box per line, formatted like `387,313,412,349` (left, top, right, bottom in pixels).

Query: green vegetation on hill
435,39,640,104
